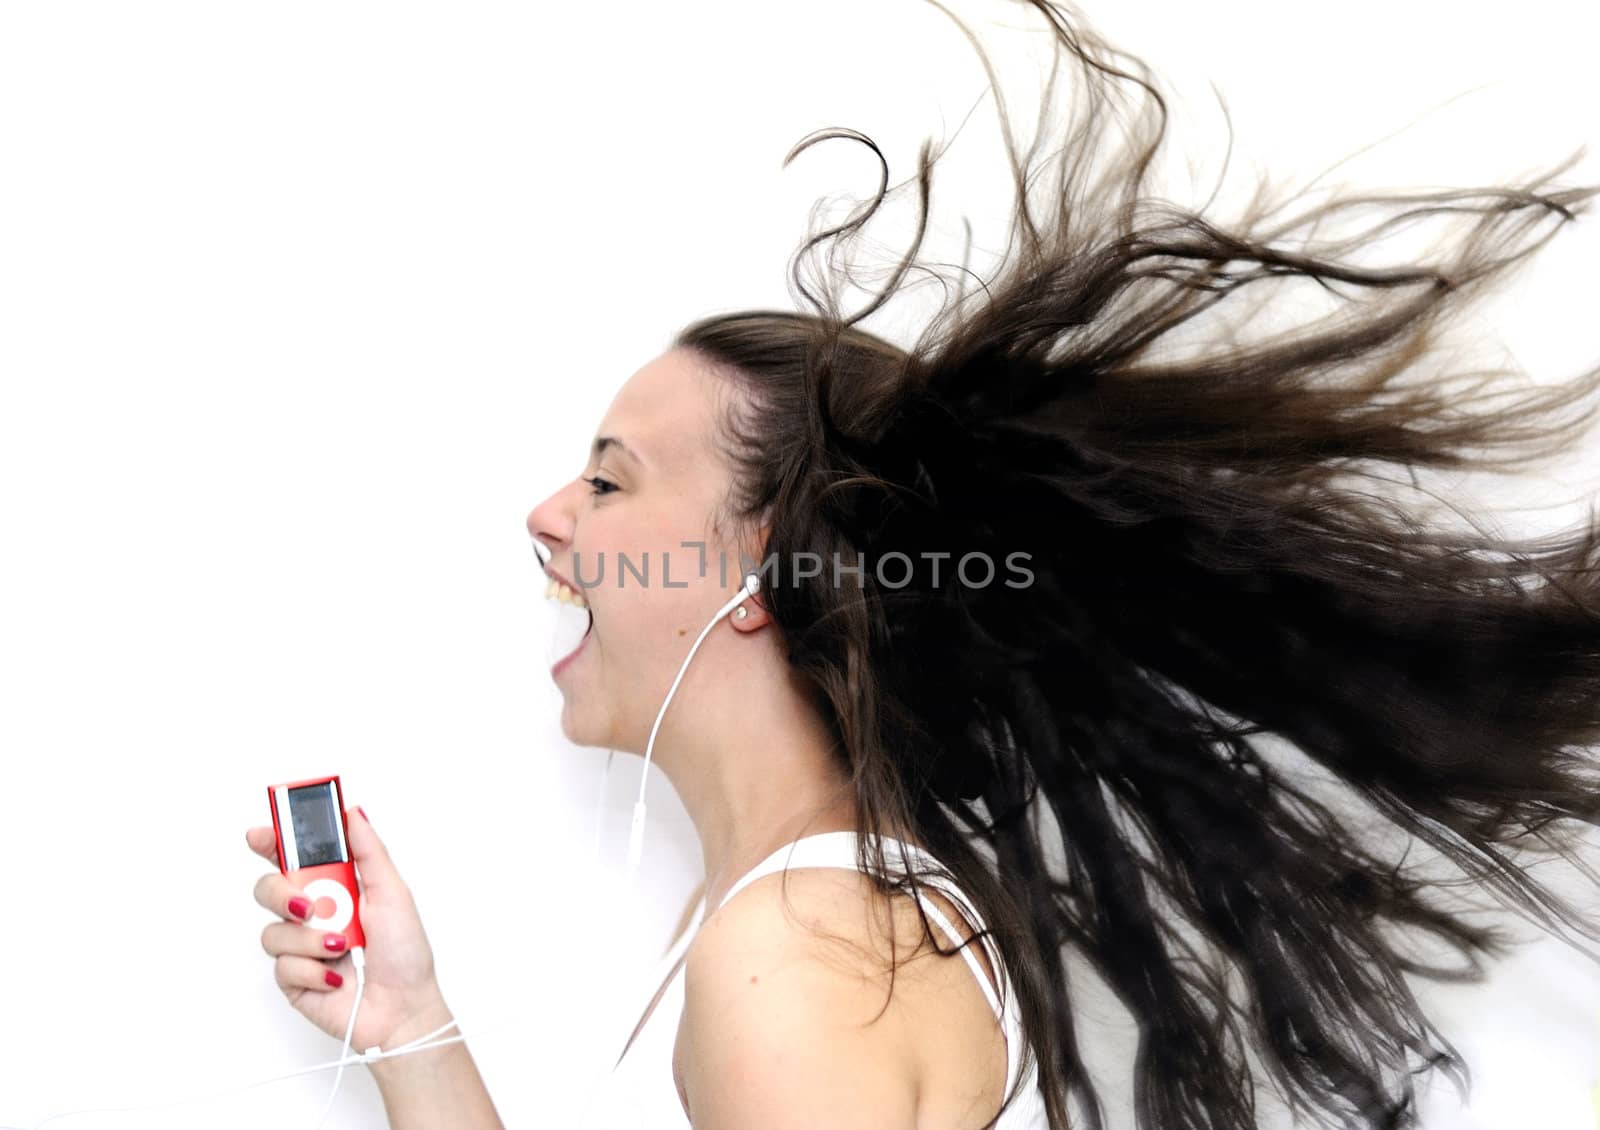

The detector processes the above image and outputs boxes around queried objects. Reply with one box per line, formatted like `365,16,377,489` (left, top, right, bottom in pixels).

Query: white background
2,2,1599,1128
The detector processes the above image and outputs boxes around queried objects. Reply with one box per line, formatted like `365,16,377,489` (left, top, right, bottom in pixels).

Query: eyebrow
592,435,644,467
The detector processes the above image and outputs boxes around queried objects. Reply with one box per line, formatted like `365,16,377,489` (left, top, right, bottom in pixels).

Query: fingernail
325,969,344,988
288,896,311,920
356,806,370,826
323,933,347,953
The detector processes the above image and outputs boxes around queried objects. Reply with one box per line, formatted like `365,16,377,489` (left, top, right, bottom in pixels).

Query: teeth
544,577,587,608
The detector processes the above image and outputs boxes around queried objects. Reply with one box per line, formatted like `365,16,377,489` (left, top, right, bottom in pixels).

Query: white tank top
577,830,1050,1128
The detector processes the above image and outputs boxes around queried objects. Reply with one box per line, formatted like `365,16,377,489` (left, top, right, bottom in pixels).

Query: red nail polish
288,896,311,920
325,969,344,988
324,933,347,953
356,806,370,826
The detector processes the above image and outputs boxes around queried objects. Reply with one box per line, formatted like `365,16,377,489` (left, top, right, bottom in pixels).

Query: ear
729,524,771,633
740,523,771,577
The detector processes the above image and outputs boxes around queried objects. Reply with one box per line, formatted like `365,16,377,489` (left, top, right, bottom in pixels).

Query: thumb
345,806,402,892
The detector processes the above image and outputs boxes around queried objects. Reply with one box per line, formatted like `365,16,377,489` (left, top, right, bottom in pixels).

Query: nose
526,479,583,566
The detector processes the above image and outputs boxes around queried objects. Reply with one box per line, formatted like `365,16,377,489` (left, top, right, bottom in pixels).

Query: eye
583,475,619,497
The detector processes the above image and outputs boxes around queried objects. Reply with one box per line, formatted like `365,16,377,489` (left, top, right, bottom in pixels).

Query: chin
559,706,594,748
557,699,616,754
555,695,585,742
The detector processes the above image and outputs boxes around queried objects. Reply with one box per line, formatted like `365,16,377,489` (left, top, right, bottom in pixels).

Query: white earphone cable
626,574,759,888
312,945,366,1129
1,985,490,1130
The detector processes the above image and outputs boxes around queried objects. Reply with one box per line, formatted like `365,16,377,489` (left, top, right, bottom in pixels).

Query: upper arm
677,872,921,1130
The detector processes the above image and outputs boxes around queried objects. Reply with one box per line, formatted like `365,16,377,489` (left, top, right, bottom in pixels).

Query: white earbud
610,573,761,887
712,571,761,621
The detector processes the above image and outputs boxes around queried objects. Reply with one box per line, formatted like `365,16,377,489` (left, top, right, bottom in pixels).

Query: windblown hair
673,3,1600,1127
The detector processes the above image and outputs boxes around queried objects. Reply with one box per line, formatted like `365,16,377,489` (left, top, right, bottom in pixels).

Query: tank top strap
871,836,1024,1099
715,830,870,911
909,872,1025,1099
717,832,995,972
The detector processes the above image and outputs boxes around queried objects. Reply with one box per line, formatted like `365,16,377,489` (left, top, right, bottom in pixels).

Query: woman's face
525,347,752,751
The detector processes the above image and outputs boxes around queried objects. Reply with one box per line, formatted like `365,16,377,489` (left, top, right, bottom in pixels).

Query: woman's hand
247,807,448,1052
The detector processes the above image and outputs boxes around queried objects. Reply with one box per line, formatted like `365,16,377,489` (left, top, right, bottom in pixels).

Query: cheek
602,587,698,671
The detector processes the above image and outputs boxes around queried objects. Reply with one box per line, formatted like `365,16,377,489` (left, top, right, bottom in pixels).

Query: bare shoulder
675,868,928,1129
675,867,1009,1129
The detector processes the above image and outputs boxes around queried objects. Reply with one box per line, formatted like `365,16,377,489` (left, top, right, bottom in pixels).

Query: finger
261,920,355,960
245,825,280,863
252,871,314,921
274,953,349,993
343,805,402,894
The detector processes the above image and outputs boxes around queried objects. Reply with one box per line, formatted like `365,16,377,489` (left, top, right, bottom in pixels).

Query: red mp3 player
267,774,366,949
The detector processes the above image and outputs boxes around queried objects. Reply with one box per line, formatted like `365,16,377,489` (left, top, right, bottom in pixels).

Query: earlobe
729,598,768,631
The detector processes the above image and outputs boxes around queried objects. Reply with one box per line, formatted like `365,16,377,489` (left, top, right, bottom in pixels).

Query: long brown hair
674,3,1600,1127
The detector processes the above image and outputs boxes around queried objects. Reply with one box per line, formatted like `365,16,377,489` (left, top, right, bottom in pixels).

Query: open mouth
546,582,594,672
551,624,591,677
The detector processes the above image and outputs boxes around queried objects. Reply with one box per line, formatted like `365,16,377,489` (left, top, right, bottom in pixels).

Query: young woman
248,2,1600,1127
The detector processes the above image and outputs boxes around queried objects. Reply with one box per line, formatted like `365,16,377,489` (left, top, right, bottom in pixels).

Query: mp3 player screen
288,782,345,868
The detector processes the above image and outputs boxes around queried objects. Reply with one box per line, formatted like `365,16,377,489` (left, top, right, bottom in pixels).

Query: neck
656,668,863,918
695,750,860,921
